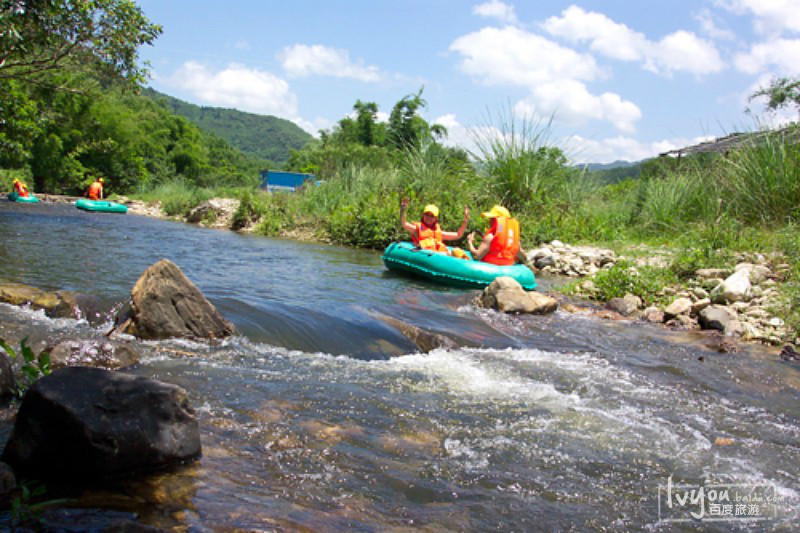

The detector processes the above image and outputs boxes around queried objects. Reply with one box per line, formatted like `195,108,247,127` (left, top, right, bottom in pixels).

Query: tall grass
134,178,214,216
718,129,800,224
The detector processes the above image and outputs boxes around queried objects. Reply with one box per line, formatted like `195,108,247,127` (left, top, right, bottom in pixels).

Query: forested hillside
144,89,313,163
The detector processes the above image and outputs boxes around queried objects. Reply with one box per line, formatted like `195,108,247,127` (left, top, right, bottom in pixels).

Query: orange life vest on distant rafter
88,181,103,200
483,216,520,265
13,181,29,197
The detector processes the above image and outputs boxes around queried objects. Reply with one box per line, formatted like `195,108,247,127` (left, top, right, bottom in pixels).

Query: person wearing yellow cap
87,176,105,200
12,178,30,197
467,205,527,265
400,197,469,255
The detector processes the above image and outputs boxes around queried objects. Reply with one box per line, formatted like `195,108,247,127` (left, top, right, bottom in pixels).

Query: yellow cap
481,205,511,219
13,178,19,183
423,204,439,217
98,177,104,182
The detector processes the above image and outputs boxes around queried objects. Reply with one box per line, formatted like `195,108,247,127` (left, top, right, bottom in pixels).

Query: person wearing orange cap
400,197,469,255
467,205,527,265
87,176,104,200
12,178,30,197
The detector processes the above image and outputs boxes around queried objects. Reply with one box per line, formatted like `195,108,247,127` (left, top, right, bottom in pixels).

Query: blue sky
135,0,800,163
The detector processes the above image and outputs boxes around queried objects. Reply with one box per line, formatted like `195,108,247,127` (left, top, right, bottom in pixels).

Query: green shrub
591,260,676,305
0,337,51,397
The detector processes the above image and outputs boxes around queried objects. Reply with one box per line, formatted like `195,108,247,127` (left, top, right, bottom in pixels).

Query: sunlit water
0,201,797,531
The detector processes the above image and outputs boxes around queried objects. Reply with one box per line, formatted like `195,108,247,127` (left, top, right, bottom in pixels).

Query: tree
749,76,800,119
0,0,162,89
353,99,379,146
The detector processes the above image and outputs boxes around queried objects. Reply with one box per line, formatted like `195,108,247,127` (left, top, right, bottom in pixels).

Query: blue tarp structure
259,171,316,192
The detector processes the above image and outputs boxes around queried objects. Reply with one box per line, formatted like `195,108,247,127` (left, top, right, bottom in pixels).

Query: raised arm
442,205,470,240
400,197,417,235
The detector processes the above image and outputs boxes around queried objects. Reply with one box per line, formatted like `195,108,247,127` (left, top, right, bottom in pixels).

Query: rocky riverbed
527,240,797,351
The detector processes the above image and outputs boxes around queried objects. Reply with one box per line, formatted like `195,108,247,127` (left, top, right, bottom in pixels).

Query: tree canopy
0,0,162,89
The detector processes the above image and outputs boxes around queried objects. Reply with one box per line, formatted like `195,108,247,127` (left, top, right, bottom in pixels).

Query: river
0,201,797,531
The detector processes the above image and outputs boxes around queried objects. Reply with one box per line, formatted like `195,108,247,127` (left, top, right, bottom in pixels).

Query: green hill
144,88,313,164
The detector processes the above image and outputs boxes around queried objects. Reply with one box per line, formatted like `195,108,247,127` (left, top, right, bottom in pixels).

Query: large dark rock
124,259,235,340
2,367,201,480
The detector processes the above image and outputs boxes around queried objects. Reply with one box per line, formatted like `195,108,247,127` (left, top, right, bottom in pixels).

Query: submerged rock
478,277,558,314
0,283,79,319
371,313,456,353
2,367,201,480
124,259,235,340
47,340,138,370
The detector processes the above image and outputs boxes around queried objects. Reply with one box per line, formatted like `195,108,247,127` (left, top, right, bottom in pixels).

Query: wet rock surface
1,367,201,480
124,259,235,340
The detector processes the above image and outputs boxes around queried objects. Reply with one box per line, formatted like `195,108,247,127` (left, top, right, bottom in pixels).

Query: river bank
94,192,797,356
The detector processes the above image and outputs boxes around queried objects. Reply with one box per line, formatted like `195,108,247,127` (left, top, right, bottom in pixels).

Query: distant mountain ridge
581,160,639,171
144,88,312,163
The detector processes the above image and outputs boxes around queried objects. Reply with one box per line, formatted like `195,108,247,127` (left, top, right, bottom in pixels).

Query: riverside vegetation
1,2,798,347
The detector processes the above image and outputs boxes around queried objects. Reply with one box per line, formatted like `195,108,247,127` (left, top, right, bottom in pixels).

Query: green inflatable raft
382,241,536,290
7,192,39,203
75,198,128,214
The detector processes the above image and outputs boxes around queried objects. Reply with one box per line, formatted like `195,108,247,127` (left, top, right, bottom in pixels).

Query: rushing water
0,200,798,531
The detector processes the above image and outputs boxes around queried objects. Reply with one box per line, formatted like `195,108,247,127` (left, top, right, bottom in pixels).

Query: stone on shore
605,294,641,317
124,259,235,340
186,198,240,229
478,277,558,314
710,269,752,304
663,297,693,321
1,367,201,480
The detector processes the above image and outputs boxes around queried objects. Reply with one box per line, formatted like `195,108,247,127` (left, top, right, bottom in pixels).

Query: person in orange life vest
87,177,104,200
12,178,30,197
400,197,469,255
467,205,527,265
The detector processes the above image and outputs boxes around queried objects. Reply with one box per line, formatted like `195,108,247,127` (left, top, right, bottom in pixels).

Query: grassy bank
131,123,800,342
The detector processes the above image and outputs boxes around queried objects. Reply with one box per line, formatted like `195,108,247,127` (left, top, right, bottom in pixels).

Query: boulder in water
478,277,558,314
1,367,201,480
124,259,235,340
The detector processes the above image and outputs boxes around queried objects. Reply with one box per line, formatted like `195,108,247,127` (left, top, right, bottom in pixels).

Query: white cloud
544,6,724,76
542,5,649,62
734,38,800,75
648,30,725,76
565,134,714,164
450,26,601,86
292,116,332,137
472,0,518,25
515,80,641,132
450,26,640,132
280,44,380,82
169,61,297,116
717,0,800,35
695,8,736,40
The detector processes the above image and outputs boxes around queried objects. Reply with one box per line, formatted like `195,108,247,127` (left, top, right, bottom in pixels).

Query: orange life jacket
88,181,103,200
13,182,29,197
483,216,520,265
413,222,447,252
